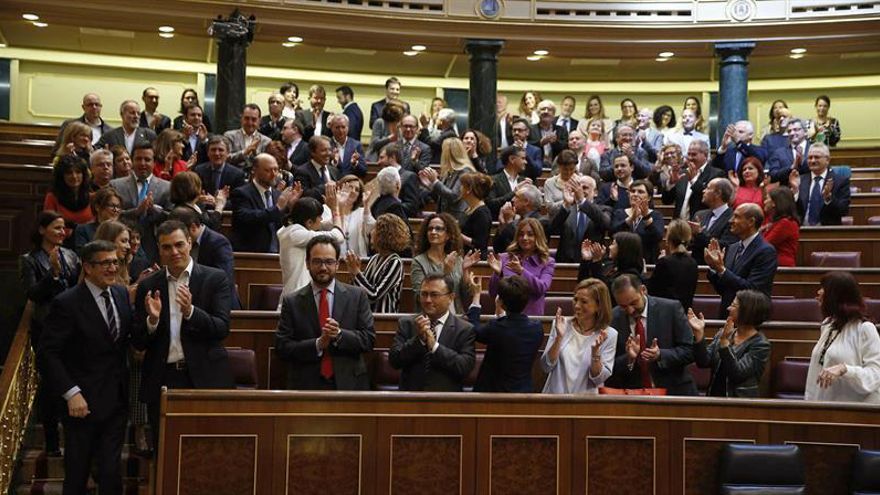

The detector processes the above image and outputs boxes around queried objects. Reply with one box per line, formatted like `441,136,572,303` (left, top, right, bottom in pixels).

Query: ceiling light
159,32,174,39
282,42,297,48
158,26,175,33
659,51,674,58
287,36,303,43
527,55,542,61
411,45,426,51
22,13,39,21
790,48,807,54
534,49,549,56
789,53,805,59
655,57,670,62
32,22,48,28
403,50,419,56
0,43,6,48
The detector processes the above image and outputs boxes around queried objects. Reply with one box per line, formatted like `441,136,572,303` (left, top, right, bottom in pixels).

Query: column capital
714,41,756,61
463,39,504,60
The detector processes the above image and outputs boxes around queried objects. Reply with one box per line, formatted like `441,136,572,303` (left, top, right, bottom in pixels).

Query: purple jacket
489,252,556,316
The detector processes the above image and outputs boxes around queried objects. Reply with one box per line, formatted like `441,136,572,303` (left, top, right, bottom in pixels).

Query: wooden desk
158,390,880,495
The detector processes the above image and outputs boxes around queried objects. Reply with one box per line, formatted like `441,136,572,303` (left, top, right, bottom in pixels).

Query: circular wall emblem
727,0,757,22
476,0,504,20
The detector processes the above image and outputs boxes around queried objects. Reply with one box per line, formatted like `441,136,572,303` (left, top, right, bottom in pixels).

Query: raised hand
687,308,705,341
610,184,619,202
145,290,162,323
625,334,640,362
506,254,523,275
345,251,362,276
324,182,339,210
591,329,608,355
562,184,576,206
554,307,567,339
487,252,503,275
720,316,736,344
186,151,199,169
788,169,801,191
499,201,515,224
418,167,438,188
823,177,834,202
462,250,480,271
580,239,595,262
443,251,460,275
175,284,193,318
727,169,740,187
137,191,154,215
215,186,230,211
48,247,62,277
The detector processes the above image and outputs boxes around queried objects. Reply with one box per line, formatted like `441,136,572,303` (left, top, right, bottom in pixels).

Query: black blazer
132,264,234,403
293,161,341,201
259,115,285,140
691,207,737,265
38,283,131,421
605,296,697,396
397,167,423,218
389,314,476,391
343,103,365,140
195,227,240,310
647,252,698,311
466,307,543,392
139,111,171,133
192,162,246,197
371,194,408,222
275,282,375,390
230,182,284,253
694,331,770,398
660,165,724,220
609,209,665,264
19,248,81,334
550,201,610,263
707,234,777,319
796,169,851,226
486,171,524,218
96,126,157,151
287,141,311,169
527,123,568,162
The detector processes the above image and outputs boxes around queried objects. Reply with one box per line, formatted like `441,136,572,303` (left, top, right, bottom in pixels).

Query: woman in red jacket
43,155,93,247
761,186,800,267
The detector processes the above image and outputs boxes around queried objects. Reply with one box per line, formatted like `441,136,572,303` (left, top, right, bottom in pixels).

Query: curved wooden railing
0,303,37,494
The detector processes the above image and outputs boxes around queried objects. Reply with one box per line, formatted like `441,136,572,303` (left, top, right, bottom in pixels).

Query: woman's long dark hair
31,210,64,248
613,231,644,274
820,272,868,329
769,186,800,224
52,155,91,212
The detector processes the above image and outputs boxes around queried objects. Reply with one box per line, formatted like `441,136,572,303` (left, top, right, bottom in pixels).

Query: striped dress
353,253,403,313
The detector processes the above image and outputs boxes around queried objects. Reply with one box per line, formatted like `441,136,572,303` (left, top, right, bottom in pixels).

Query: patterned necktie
808,176,823,226
732,242,746,267
634,316,652,388
101,290,118,341
264,189,273,209
319,288,333,380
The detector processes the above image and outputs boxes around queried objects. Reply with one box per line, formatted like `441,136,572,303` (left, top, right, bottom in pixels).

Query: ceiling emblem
476,0,504,20
727,0,757,22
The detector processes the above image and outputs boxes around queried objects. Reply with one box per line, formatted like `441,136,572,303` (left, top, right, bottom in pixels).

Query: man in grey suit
389,273,476,391
398,115,432,172
689,178,738,265
275,235,375,390
223,103,271,167
605,274,697,396
96,100,157,154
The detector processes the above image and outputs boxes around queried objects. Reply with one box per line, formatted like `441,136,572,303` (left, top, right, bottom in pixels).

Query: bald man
54,93,113,154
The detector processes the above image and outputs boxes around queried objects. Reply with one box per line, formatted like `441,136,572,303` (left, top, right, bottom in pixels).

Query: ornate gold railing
0,302,37,493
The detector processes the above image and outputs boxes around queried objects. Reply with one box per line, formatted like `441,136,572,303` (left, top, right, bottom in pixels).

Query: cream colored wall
6,48,880,147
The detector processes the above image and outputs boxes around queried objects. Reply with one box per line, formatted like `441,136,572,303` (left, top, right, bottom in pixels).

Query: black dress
461,204,492,260
647,251,698,311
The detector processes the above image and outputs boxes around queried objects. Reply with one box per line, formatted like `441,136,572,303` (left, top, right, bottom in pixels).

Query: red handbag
598,387,667,396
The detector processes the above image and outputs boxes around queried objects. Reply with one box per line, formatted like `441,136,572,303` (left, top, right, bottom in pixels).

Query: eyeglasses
105,204,122,211
309,258,338,267
419,291,450,300
89,259,120,268
427,226,447,233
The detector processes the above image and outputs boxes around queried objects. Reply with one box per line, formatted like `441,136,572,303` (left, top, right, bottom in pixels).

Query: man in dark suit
495,95,513,154
689,178,738,265
556,96,579,134
275,235,375,390
301,84,332,140
596,154,635,210
294,135,341,201
38,240,131,495
794,143,850,226
606,273,697,396
96,100,157,154
336,85,364,140
139,87,172,133
230,154,296,253
661,140,724,221
53,92,113,154
133,220,235,448
706,203,778,318
487,145,528,218
529,100,568,168
280,118,311,168
328,114,367,177
390,273,475,391
492,184,548,256
768,118,811,183
599,124,652,182
179,104,209,162
377,143,422,218
259,93,286,140
508,117,544,180
551,175,609,263
418,108,458,165
371,166,408,221
369,76,410,128
399,115,432,172
711,120,768,173
191,135,246,198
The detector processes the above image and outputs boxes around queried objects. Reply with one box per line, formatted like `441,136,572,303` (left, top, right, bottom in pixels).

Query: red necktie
635,317,652,388
319,288,333,380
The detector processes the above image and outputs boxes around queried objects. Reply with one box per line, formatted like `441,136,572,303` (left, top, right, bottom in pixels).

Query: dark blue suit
597,182,631,211
466,307,543,392
195,227,241,309
332,138,367,177
767,142,810,183
230,182,283,253
343,103,364,140
796,168,850,226
760,132,789,157
192,161,246,197
610,209,665,264
707,234,777,318
711,141,768,173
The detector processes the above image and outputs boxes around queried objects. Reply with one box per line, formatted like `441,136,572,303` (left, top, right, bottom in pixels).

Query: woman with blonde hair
153,129,196,180
418,137,476,222
542,278,618,394
518,91,542,124
55,121,93,162
488,217,555,316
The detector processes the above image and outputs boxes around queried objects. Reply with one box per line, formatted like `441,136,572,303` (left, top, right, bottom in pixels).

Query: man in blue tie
688,178,737,265
791,143,850,226
230,154,297,252
705,203,777,318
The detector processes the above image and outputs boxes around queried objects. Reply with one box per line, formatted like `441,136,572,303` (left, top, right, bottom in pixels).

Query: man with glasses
528,100,568,168
507,117,544,180
389,273,476,391
275,235,376,390
89,149,115,191
39,240,132,494
133,220,235,450
398,114,432,172
54,93,113,154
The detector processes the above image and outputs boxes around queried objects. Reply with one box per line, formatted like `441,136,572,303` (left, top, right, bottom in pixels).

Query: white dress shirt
147,258,194,363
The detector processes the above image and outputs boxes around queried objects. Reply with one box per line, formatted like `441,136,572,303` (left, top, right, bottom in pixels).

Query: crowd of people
20,80,879,494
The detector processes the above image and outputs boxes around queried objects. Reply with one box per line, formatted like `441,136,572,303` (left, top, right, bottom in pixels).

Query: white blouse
277,223,345,301
541,317,618,394
805,319,880,404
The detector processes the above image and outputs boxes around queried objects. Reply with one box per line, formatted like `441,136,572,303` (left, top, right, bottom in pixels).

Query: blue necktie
576,206,587,241
137,178,149,203
212,169,222,193
808,176,823,226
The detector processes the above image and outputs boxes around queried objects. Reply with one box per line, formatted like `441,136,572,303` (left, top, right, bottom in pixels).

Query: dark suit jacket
132,264,234,403
528,123,568,163
556,116,579,134
38,283,131,421
418,127,458,165
275,282,375,390
399,139,432,172
301,109,332,140
293,161,341,201
230,182,284,253
605,296,697,396
610,209,665,264
20,248,81,332
192,162,246,197
596,182,631,210
466,307,543,393
287,141,311,169
522,143,544,180
395,167,423,218
660,165,725,220
707,234,777,318
259,115,286,140
695,331,770,397
760,132,789,156
486,170,525,218
331,138,367,177
389,314,475,391
194,227,240,310
768,142,810,183
343,103,364,140
796,169,850,226
711,142,769,173
371,194,407,222
369,99,410,128
96,126,157,151
182,136,208,163
599,148,652,182
139,112,171,133
691,207,737,265
550,201,610,263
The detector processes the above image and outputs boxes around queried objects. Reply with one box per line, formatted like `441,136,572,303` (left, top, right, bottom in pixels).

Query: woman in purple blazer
487,217,556,316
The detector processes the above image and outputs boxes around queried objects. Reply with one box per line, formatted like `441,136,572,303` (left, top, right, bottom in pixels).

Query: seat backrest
687,362,711,396
692,296,721,320
374,350,401,391
774,360,809,399
226,348,258,389
810,251,861,268
831,165,851,180
865,299,880,322
257,285,283,310
463,352,484,390
543,296,573,316
868,216,880,226
719,444,805,493
851,450,880,493
770,298,822,322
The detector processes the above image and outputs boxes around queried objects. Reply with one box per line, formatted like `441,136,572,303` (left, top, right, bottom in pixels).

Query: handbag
598,387,667,396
